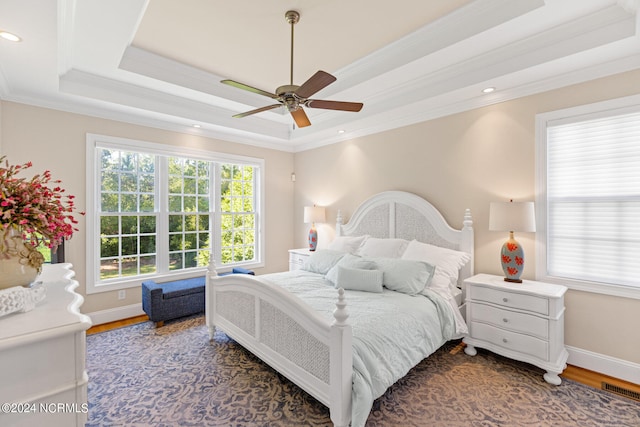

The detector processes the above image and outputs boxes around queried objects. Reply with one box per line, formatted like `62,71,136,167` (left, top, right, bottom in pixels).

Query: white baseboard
567,345,640,385
86,303,145,326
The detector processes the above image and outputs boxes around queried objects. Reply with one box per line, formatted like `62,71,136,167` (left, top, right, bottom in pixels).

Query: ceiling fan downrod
285,10,299,86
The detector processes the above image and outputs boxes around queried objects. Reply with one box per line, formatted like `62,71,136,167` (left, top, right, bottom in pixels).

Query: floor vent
602,382,640,402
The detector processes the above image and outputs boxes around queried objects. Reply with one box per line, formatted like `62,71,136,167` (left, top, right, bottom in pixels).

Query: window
86,134,264,293
98,149,157,279
167,157,211,271
535,95,640,299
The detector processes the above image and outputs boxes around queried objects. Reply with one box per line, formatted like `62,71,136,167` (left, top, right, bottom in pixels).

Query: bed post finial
208,253,218,277
333,288,349,326
463,208,473,230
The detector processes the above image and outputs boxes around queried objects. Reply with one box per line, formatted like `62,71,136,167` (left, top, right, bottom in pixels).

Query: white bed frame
206,191,473,426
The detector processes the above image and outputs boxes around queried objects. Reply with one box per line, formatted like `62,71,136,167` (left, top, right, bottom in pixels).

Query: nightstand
288,248,311,271
463,273,569,385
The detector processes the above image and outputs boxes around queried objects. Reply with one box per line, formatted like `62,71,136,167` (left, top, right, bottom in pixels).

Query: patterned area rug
86,315,640,426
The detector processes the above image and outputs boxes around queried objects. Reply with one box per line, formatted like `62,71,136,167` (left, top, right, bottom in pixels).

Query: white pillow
401,240,471,295
335,266,383,293
302,249,345,275
372,257,435,295
326,253,376,285
328,235,369,254
357,237,409,258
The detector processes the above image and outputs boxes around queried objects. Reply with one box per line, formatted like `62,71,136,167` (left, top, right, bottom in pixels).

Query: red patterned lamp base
308,226,318,251
500,231,524,283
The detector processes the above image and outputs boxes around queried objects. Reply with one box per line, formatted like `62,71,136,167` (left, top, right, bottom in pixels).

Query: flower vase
0,227,44,290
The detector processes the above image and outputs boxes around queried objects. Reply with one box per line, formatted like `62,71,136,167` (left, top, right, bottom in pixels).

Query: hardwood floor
562,365,640,401
88,316,640,402
86,315,149,335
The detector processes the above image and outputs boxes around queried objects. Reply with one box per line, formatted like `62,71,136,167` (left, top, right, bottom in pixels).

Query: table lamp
489,200,536,283
304,205,326,251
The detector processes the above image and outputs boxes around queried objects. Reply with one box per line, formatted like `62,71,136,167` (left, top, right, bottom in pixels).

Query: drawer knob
503,318,508,323
502,298,508,303
502,338,508,343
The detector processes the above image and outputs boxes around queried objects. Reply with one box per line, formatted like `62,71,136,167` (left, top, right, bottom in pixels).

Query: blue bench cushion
142,268,255,326
161,277,206,299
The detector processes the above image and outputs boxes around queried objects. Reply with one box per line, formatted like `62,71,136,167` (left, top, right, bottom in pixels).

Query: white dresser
0,264,92,426
463,273,568,385
288,248,312,271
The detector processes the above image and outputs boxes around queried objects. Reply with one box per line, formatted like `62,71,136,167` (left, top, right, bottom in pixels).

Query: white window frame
535,94,640,300
86,134,265,294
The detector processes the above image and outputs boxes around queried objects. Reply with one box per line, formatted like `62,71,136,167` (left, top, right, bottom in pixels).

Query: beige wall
293,69,640,365
0,102,295,313
2,68,639,366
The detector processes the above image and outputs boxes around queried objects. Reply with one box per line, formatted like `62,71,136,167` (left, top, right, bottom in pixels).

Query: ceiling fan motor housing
277,84,303,111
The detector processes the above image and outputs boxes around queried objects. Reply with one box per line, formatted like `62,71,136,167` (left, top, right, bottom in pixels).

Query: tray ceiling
1,0,639,152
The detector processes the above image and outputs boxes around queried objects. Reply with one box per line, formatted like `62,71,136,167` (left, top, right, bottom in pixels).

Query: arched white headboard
336,191,474,284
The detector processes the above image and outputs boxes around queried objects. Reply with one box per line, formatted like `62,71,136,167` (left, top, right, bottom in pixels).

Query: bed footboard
205,263,352,427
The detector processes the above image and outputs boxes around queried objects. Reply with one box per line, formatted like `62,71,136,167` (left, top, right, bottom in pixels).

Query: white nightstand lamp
489,200,536,283
304,205,325,251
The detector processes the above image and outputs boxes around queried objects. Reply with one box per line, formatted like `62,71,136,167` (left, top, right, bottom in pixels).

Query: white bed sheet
258,270,458,427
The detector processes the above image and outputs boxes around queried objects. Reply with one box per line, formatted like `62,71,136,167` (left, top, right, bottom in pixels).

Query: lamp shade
489,201,536,232
304,206,326,224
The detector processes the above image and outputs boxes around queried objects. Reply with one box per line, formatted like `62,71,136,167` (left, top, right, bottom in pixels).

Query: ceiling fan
221,10,363,128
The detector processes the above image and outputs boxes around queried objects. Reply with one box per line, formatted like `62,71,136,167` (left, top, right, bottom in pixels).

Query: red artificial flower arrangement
0,156,83,250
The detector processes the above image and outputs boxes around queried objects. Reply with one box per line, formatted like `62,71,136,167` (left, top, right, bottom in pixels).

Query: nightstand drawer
470,303,549,339
470,321,549,361
288,249,311,271
289,255,306,267
470,285,549,315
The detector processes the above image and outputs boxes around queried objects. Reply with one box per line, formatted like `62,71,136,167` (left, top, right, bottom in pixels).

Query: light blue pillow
302,250,346,275
325,253,377,285
335,266,383,293
372,257,435,295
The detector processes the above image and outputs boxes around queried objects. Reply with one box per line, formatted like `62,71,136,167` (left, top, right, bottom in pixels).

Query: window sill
537,275,640,300
86,261,264,294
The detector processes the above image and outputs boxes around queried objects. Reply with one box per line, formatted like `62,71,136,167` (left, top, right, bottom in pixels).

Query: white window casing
535,94,640,300
86,134,265,294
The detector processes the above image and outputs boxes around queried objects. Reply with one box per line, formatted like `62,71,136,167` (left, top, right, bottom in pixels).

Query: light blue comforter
259,270,457,427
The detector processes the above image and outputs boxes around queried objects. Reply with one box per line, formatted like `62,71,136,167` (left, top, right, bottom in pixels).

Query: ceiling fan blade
295,70,337,99
233,104,282,118
290,108,311,128
221,79,279,99
306,99,363,112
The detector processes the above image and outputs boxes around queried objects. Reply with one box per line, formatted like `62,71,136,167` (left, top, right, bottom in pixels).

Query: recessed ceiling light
337,130,345,134
192,124,201,128
0,31,21,42
482,87,496,93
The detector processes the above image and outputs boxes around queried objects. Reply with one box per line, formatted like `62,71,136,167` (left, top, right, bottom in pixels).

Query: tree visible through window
220,164,256,264
90,138,261,289
168,157,211,271
99,149,156,280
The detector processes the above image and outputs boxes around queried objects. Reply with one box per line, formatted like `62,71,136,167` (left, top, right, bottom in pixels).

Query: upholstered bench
141,267,254,327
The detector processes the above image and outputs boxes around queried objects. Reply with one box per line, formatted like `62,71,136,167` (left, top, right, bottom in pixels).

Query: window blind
546,110,640,288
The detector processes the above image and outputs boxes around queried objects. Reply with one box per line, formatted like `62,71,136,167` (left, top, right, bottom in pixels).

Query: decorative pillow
372,257,435,295
302,249,346,275
357,237,409,258
328,235,369,254
326,253,377,285
334,266,383,293
401,240,471,296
